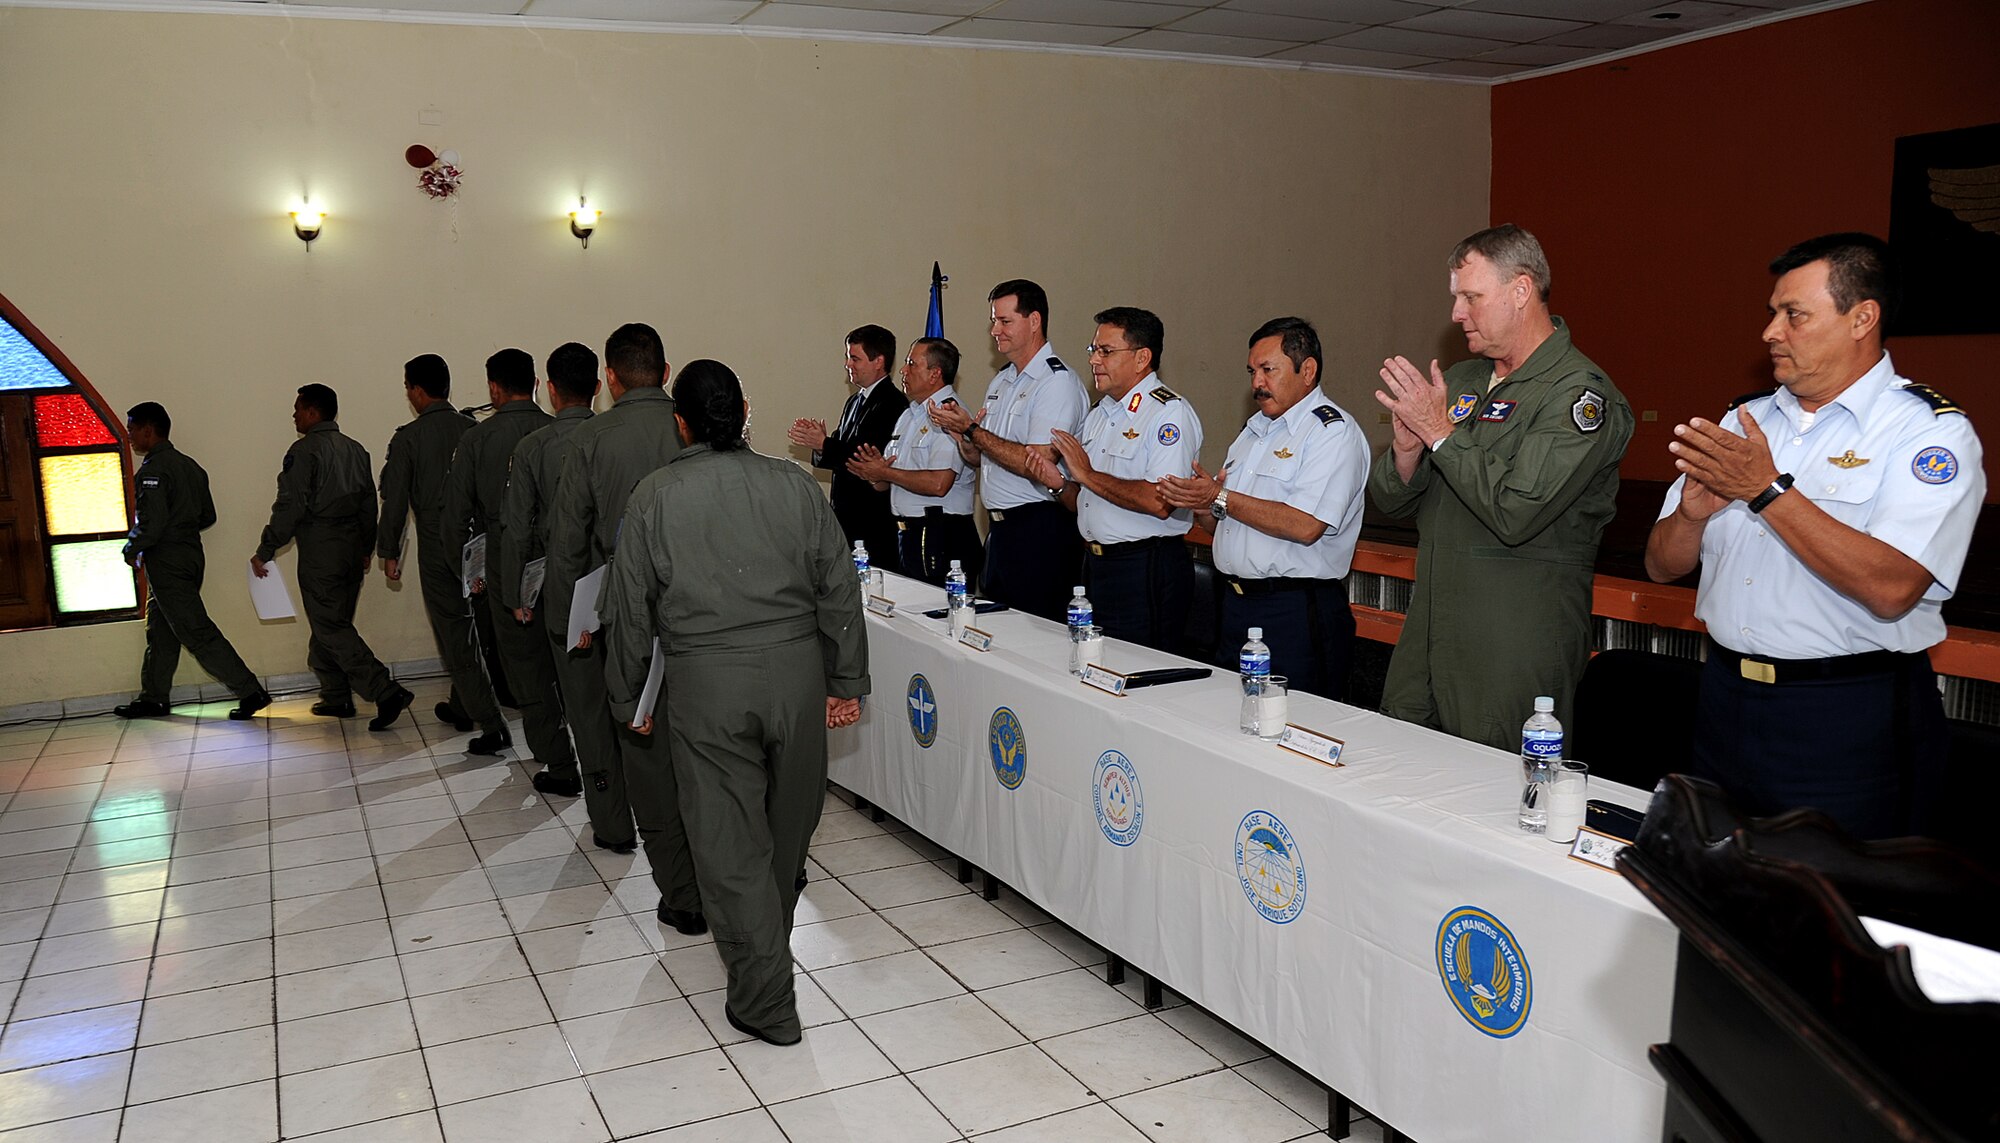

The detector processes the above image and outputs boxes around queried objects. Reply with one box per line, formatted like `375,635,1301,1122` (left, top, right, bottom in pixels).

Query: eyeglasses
1085,345,1140,358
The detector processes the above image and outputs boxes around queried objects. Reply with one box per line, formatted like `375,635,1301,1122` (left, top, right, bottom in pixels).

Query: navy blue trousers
982,502,1082,624
1214,578,1356,702
1082,540,1193,654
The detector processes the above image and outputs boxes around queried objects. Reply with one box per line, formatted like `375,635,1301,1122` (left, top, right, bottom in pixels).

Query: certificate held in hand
567,565,606,650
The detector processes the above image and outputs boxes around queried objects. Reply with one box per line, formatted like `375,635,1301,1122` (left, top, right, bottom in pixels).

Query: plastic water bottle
853,542,870,591
1238,627,1272,734
1518,696,1562,834
1066,586,1093,676
945,561,970,639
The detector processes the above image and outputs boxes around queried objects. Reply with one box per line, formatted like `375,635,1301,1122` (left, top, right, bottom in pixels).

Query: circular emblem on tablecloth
906,674,937,749
989,707,1026,790
1435,905,1533,1038
1912,446,1958,485
1234,810,1305,924
1092,749,1143,847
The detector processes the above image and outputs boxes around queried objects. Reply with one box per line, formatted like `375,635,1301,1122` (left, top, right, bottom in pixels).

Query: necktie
836,392,862,438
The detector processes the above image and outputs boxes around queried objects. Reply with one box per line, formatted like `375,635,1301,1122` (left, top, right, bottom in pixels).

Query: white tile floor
0,681,1389,1142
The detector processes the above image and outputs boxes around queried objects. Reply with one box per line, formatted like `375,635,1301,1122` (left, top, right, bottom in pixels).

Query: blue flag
925,262,946,338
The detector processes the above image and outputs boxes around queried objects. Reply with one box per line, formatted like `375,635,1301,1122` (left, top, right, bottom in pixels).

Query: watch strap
1748,473,1794,514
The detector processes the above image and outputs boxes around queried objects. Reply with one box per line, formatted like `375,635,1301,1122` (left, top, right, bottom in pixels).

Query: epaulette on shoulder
1900,383,1964,416
1045,357,1068,373
1313,405,1343,425
1149,385,1180,404
1727,388,1776,411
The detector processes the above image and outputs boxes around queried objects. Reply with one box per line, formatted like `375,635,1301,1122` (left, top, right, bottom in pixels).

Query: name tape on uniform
1275,725,1344,767
957,626,994,652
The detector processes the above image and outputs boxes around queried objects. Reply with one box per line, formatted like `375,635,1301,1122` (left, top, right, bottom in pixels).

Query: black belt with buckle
895,509,950,530
1706,637,1920,685
1087,536,1175,558
987,501,1063,524
1227,576,1329,596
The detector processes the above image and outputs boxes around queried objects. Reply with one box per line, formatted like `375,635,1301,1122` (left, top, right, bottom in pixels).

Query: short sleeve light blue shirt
1213,389,1370,580
1074,374,1203,543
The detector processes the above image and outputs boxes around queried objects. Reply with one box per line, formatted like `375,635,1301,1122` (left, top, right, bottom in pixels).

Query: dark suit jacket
813,380,910,561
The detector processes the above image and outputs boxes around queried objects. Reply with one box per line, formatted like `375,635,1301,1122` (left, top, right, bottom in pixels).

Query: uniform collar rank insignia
1150,386,1179,404
1046,358,1067,372
1448,394,1479,423
1828,449,1868,468
1126,390,1144,413
1312,405,1342,425
1273,446,1294,459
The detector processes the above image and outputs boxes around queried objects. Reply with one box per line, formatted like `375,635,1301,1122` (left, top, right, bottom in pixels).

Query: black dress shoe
532,771,582,798
592,834,637,855
368,687,416,731
433,701,475,732
112,700,170,719
311,699,357,718
228,690,272,721
656,903,708,936
466,728,513,756
725,1003,801,1047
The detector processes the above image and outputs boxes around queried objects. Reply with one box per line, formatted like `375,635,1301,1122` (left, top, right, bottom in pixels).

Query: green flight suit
602,443,869,1041
1367,319,1632,750
500,405,634,844
378,400,503,736
125,440,261,705
545,385,695,909
443,398,575,772
256,421,399,705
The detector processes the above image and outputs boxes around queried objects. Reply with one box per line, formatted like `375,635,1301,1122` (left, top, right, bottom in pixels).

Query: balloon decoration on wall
406,144,464,200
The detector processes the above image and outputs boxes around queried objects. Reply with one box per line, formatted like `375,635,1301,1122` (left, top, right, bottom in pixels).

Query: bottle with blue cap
1066,586,1093,676
945,560,970,639
1518,695,1562,833
852,541,870,590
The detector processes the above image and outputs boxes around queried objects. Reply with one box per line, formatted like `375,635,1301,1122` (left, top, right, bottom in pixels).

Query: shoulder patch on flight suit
1572,388,1606,433
1312,405,1343,426
1727,388,1776,411
1448,394,1478,423
1900,384,1964,416
140,475,163,488
1045,357,1068,373
1149,386,1180,404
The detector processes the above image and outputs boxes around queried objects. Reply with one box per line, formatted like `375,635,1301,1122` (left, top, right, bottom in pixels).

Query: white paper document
461,534,487,598
633,637,666,729
567,565,606,650
247,558,296,620
522,557,546,610
1861,917,2000,1004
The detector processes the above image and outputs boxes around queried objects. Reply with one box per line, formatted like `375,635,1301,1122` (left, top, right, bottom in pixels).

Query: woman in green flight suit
601,359,870,1046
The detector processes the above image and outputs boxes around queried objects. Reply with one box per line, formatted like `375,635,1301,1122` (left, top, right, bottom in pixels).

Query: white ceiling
98,0,1863,81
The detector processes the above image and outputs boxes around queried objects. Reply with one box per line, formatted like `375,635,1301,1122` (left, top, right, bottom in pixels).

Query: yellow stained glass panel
40,453,128,536
51,540,137,613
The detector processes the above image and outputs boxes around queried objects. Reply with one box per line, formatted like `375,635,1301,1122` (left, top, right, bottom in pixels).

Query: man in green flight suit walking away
442,349,577,793
546,323,702,930
496,343,636,851
603,359,869,1047
112,402,270,721
252,384,415,730
377,354,510,755
1369,225,1632,750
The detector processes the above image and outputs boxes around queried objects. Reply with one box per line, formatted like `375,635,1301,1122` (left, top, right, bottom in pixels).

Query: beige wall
0,5,1488,706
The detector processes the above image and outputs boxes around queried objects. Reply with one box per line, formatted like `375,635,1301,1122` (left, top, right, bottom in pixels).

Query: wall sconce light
569,198,599,249
292,206,324,247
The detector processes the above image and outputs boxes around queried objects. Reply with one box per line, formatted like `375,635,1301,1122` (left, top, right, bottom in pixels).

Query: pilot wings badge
1827,450,1869,469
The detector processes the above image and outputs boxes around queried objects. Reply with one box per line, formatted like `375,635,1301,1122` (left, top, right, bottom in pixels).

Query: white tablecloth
828,573,1676,1143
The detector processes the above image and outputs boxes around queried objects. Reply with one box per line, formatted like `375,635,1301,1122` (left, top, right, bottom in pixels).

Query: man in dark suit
789,324,909,572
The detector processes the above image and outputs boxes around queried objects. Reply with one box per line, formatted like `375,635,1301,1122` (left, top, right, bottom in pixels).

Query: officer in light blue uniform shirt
1164,317,1370,699
845,337,983,586
1033,307,1202,652
1646,233,1985,839
929,279,1087,621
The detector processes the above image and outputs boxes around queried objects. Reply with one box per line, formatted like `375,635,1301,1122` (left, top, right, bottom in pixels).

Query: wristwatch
1747,472,1794,514
1210,489,1230,521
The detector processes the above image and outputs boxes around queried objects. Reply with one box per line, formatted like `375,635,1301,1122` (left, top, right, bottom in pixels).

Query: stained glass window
51,540,137,612
34,394,118,447
40,454,130,536
0,316,69,391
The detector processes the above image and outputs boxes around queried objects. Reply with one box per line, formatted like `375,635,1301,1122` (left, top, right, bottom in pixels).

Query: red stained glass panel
34,393,118,447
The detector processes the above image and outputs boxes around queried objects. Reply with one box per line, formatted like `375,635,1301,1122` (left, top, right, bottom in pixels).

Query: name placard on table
865,595,898,618
957,626,994,652
1275,724,1344,767
1079,665,1127,696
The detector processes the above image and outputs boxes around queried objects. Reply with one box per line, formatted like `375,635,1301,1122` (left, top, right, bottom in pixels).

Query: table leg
956,858,974,883
1105,953,1125,987
1327,1089,1350,1139
1143,974,1163,1010
981,872,999,901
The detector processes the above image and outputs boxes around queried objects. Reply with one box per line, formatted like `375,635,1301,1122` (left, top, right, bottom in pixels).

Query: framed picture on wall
1888,122,2000,337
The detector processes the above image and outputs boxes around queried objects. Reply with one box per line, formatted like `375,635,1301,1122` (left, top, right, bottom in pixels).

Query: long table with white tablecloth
827,571,1677,1143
